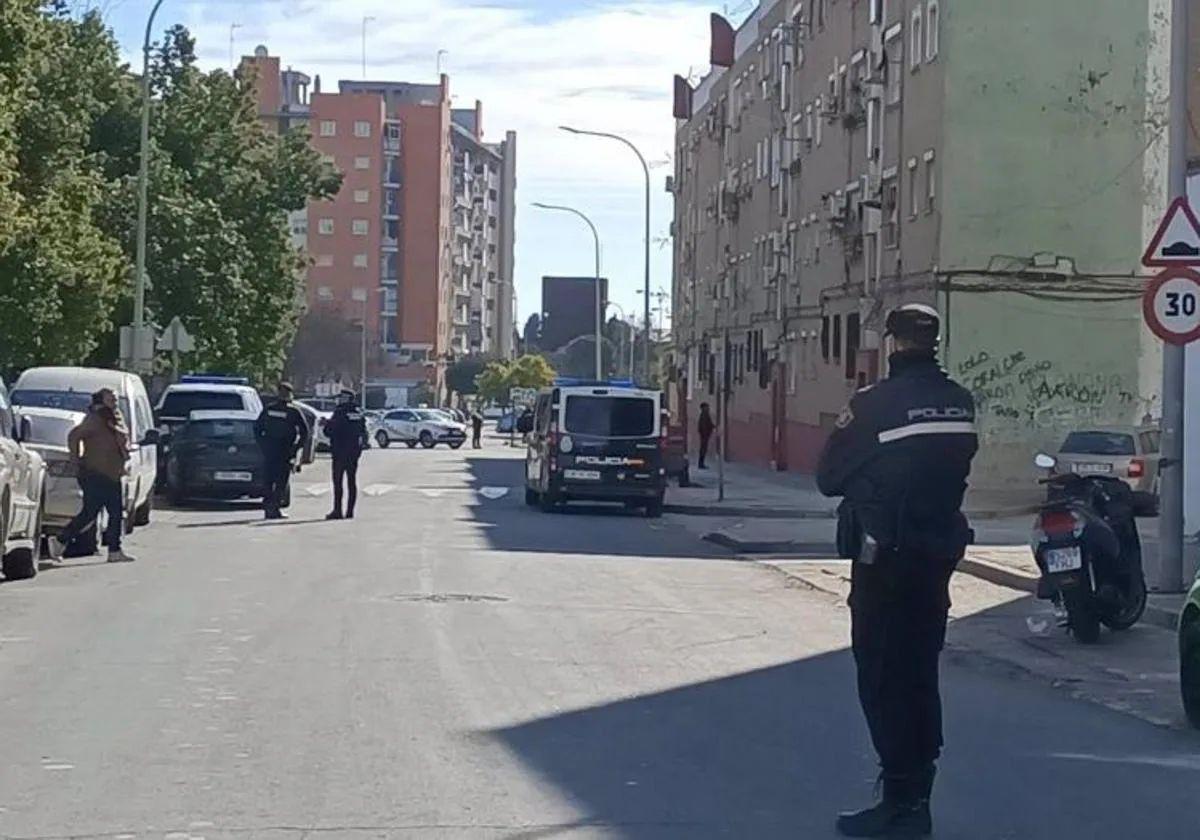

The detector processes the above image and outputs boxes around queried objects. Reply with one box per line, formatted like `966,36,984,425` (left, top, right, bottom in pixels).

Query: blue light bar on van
180,375,250,385
553,378,637,388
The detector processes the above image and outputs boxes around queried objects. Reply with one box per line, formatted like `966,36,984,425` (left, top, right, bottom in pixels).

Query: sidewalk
665,460,1038,520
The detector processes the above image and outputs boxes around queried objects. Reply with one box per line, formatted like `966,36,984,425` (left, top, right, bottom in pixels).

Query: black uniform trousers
849,550,954,778
698,432,712,467
331,451,361,515
262,447,293,514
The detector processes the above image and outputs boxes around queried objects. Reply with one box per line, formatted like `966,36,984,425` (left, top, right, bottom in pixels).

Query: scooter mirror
1034,453,1057,470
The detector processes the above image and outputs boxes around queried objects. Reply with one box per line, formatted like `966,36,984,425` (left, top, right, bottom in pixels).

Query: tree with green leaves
474,354,556,406
95,25,341,382
0,3,129,371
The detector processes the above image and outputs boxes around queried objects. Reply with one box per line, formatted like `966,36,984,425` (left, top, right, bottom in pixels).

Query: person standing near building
696,402,716,469
254,382,310,520
325,389,368,520
50,389,134,563
816,304,978,838
471,409,484,449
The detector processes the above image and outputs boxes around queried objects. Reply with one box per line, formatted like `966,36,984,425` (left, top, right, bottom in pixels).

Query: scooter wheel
1064,590,1102,644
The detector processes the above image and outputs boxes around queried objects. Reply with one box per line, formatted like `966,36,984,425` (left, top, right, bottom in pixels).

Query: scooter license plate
1045,546,1083,573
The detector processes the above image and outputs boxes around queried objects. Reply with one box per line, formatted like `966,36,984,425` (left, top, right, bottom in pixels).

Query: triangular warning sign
1143,197,1200,267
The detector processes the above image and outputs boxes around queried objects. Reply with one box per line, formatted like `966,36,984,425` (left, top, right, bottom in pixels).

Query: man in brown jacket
49,389,134,562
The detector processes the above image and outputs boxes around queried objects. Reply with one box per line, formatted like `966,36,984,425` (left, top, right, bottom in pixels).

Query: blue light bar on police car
180,375,251,385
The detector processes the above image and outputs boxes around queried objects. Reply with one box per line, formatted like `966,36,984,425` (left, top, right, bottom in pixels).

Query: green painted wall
938,0,1164,488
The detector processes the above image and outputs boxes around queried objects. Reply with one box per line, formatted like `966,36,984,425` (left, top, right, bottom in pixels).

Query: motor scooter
1030,453,1155,643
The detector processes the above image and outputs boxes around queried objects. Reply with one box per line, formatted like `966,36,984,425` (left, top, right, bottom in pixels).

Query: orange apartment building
243,48,514,405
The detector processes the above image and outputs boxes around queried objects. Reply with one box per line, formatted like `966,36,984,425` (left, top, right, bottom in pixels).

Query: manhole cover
389,593,508,604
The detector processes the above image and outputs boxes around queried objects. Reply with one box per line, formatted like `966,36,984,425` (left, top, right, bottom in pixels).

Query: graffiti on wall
955,349,1147,434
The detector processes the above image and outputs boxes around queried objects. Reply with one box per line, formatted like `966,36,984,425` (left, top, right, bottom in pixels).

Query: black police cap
885,303,940,344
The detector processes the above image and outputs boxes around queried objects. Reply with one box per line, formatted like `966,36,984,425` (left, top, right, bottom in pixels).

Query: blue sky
86,0,729,330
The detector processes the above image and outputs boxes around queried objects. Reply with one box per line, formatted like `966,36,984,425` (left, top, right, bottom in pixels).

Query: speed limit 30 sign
1143,267,1200,345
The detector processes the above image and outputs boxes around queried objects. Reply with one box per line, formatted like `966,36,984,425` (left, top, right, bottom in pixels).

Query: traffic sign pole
1157,0,1188,593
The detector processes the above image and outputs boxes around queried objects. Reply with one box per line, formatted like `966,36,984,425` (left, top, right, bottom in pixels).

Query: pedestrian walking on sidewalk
816,304,978,838
471,410,484,449
255,382,310,520
50,389,135,563
325,389,368,520
697,402,715,469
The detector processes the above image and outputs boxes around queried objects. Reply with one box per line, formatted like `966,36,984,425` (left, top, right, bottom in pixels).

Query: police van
524,381,667,517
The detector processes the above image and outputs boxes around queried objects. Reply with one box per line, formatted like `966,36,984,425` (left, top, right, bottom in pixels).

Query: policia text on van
524,382,667,517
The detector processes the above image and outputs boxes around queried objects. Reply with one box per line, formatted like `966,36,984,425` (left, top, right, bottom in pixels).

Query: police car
524,381,667,516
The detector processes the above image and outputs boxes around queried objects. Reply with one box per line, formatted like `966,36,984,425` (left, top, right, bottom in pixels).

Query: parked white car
373,408,468,449
0,378,47,581
12,367,158,531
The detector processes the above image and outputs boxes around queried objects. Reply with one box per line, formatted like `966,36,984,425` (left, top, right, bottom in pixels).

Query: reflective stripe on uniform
877,421,976,444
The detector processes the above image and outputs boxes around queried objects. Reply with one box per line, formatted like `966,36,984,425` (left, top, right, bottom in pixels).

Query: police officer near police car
254,382,310,520
324,389,368,520
816,304,978,838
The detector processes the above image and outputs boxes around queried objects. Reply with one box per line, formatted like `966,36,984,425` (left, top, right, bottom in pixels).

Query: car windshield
21,413,80,446
160,391,245,418
13,390,131,424
1060,432,1136,456
564,395,656,437
416,409,452,422
182,419,256,442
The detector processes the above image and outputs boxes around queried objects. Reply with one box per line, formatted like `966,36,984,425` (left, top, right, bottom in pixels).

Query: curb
702,533,837,555
665,504,836,519
665,503,1036,521
955,557,1183,634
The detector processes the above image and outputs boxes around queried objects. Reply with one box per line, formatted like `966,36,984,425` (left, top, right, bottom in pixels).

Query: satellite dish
254,45,269,58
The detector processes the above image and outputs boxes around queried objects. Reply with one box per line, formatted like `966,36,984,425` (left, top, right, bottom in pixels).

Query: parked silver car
1054,426,1161,494
15,406,85,536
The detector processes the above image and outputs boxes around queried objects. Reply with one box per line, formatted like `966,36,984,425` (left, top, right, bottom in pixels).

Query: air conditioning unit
665,175,675,193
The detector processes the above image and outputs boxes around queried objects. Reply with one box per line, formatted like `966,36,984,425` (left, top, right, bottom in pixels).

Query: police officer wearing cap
817,304,978,838
254,382,310,520
325,389,368,520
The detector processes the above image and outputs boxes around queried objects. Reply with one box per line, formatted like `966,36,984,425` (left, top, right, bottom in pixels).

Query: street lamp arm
559,126,650,177
143,0,167,53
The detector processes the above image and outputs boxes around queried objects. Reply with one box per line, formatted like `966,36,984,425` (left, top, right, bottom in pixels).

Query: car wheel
1181,618,1200,729
449,441,464,450
539,485,560,512
419,431,435,449
375,430,390,449
134,493,153,527
2,501,41,581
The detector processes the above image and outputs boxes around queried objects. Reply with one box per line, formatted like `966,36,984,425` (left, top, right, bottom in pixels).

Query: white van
11,367,159,530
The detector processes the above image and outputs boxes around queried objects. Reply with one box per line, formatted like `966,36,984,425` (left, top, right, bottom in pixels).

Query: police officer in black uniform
254,382,310,520
324,389,368,520
817,304,978,838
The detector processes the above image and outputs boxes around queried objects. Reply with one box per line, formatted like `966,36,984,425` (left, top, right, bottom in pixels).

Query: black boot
836,773,932,838
326,510,343,520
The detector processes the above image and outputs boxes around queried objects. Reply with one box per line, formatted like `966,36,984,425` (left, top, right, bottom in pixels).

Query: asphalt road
1,445,1197,839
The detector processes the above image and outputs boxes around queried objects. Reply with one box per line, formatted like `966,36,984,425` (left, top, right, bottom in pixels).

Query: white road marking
1049,752,1200,770
41,763,74,771
363,483,397,496
478,486,509,500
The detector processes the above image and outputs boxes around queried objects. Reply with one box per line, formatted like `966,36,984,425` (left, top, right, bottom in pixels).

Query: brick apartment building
242,48,517,405
450,103,517,359
670,1,1169,488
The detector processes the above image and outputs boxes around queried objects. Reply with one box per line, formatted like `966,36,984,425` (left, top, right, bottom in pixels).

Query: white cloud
179,0,713,322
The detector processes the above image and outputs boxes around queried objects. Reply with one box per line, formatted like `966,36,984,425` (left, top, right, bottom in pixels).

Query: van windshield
13,389,131,424
564,395,655,437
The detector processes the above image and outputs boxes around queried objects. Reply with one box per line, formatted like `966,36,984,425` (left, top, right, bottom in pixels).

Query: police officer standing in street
816,304,978,838
325,388,368,520
255,382,310,520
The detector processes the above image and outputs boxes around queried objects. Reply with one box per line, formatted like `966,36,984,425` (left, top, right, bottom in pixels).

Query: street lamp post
352,288,370,398
559,126,651,382
362,17,376,79
532,202,603,380
132,0,169,373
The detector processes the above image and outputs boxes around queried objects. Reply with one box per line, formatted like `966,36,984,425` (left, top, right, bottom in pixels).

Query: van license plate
214,471,253,482
1045,546,1082,573
564,469,601,481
